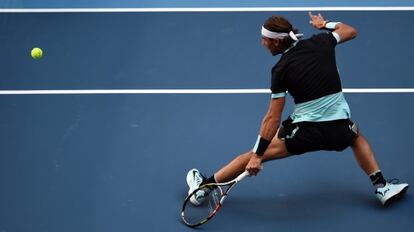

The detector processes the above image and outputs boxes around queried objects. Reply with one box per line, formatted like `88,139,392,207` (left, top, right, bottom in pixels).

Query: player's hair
263,15,299,46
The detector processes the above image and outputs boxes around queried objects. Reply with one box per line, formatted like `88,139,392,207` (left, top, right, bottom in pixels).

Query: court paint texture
0,3,413,232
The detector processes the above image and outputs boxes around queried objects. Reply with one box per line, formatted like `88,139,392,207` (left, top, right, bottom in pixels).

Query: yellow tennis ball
31,47,43,59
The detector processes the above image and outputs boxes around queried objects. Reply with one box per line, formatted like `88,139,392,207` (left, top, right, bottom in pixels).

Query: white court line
0,7,414,13
0,89,414,95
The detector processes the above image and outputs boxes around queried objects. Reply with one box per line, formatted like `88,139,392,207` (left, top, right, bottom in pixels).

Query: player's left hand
246,153,263,176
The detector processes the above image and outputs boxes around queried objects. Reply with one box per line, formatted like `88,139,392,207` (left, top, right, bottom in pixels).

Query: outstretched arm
308,12,358,44
259,97,285,141
246,97,285,175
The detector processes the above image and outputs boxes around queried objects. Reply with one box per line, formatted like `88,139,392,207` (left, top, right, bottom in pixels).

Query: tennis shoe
186,168,207,206
375,180,409,206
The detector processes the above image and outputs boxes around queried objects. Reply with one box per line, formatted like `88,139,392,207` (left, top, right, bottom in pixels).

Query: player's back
272,32,343,104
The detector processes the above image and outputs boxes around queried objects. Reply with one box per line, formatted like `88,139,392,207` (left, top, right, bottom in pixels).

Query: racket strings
182,186,224,226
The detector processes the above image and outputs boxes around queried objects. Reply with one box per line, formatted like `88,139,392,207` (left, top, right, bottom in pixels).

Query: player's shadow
176,183,411,230
221,183,372,224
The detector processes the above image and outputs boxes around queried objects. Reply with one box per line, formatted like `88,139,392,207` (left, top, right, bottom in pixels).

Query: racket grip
235,170,250,182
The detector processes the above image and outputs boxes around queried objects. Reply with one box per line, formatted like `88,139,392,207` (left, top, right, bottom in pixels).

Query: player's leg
213,137,289,183
350,133,380,175
350,132,409,205
185,136,289,205
194,118,315,186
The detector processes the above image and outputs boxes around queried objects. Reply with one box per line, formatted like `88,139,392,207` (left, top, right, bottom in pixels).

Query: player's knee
236,152,253,163
263,140,289,161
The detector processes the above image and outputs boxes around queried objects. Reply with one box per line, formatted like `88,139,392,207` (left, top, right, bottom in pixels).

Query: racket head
181,184,225,227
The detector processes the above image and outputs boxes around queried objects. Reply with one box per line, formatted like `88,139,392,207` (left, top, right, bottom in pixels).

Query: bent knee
262,138,289,161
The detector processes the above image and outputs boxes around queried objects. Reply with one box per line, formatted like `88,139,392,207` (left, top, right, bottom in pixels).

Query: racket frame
181,170,249,227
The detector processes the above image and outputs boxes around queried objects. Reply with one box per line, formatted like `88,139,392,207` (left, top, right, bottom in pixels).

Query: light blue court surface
0,1,414,232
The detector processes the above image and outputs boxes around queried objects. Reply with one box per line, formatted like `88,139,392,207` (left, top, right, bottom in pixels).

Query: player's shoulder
300,32,337,47
271,57,288,80
303,32,334,42
272,56,286,70
308,31,336,43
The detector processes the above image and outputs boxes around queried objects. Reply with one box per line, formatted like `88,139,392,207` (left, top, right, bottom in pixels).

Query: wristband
252,135,271,156
324,21,340,31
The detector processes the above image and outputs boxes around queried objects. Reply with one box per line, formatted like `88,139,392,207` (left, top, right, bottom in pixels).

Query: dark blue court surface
1,0,414,8
1,11,414,89
0,2,413,232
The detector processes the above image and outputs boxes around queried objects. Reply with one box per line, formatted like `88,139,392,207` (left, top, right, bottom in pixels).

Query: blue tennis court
1,1,413,232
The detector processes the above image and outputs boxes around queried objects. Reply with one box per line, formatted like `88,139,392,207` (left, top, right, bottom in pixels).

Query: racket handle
235,170,250,182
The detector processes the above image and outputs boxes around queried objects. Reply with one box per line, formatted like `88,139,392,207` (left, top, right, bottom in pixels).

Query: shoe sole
384,185,409,206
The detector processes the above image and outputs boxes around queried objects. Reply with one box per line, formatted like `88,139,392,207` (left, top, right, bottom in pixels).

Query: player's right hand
246,153,263,176
308,12,326,29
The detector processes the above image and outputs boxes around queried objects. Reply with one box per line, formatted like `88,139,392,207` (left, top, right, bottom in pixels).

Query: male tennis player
187,12,409,206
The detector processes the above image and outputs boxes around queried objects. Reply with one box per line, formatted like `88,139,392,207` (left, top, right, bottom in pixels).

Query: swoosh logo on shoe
193,170,197,180
192,170,200,187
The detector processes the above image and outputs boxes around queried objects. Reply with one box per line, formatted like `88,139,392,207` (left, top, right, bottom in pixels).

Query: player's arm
246,97,285,175
259,97,285,141
308,12,358,44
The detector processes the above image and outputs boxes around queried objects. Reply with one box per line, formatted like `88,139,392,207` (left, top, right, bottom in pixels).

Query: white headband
261,26,303,41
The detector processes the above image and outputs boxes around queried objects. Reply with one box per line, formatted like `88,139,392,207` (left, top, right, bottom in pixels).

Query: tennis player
187,12,408,206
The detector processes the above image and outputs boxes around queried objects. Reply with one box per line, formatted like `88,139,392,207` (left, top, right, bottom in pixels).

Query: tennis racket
181,170,250,227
